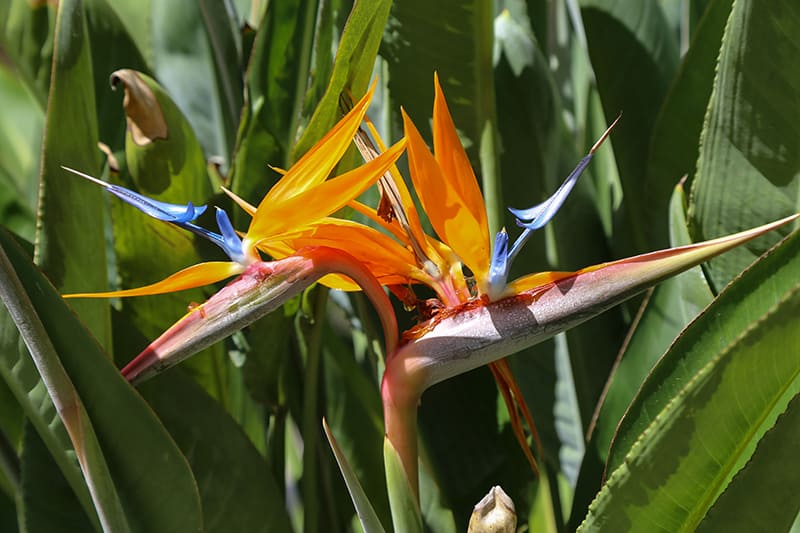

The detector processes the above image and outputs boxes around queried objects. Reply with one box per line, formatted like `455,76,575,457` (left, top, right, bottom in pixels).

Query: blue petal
487,229,510,299
510,153,593,230
62,166,207,222
215,207,246,263
105,185,207,223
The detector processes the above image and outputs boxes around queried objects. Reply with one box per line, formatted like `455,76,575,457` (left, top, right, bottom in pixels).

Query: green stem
301,286,328,533
381,366,423,533
0,242,110,533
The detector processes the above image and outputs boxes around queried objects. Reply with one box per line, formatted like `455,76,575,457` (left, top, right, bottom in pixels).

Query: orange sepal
260,81,376,206
402,108,490,280
63,261,244,298
248,138,407,242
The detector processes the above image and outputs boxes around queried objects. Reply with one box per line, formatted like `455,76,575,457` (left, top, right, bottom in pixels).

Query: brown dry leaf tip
97,142,120,173
468,486,517,533
110,69,168,146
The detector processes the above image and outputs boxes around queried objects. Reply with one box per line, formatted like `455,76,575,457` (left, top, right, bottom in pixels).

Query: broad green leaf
36,0,110,350
383,0,499,227
0,62,42,242
1,228,204,532
83,0,150,149
323,419,386,533
2,233,128,532
0,254,93,528
104,70,232,399
608,228,800,474
0,0,56,105
385,437,423,533
139,372,291,533
689,0,800,290
643,0,733,248
292,0,392,159
579,0,680,249
230,0,319,209
697,391,800,532
579,281,800,531
19,425,94,533
151,0,243,165
383,0,495,162
592,183,713,456
552,336,584,488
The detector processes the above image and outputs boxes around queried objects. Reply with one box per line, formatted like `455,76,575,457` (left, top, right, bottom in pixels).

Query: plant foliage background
0,0,799,531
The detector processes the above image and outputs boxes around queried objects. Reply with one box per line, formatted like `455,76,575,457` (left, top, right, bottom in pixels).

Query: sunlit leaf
689,0,800,290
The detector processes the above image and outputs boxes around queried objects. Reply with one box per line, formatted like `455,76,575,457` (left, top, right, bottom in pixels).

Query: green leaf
382,0,494,158
1,234,129,532
19,425,94,533
579,279,800,531
0,259,92,528
83,0,151,149
292,0,392,159
36,0,110,350
592,183,714,455
150,0,243,165
383,0,499,228
0,0,56,105
323,317,390,527
697,391,800,532
139,372,291,533
323,419,386,533
608,227,800,474
0,62,42,242
689,0,800,290
384,437,423,533
642,0,733,248
579,0,680,249
0,228,204,532
230,0,318,209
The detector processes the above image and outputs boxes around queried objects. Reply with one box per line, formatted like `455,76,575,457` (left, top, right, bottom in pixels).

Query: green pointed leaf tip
608,227,800,473
324,419,386,533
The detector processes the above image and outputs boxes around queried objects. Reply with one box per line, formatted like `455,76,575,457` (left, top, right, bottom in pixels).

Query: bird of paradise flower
63,83,406,380
64,75,798,509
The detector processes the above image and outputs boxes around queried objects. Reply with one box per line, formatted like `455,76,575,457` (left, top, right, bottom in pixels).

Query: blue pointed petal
62,166,207,222
511,153,593,230
487,229,510,300
215,207,246,263
104,185,207,223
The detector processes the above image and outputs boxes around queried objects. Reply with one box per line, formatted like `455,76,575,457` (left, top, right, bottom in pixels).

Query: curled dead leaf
110,69,167,146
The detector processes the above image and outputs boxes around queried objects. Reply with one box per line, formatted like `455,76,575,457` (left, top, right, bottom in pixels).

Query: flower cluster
64,76,797,499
